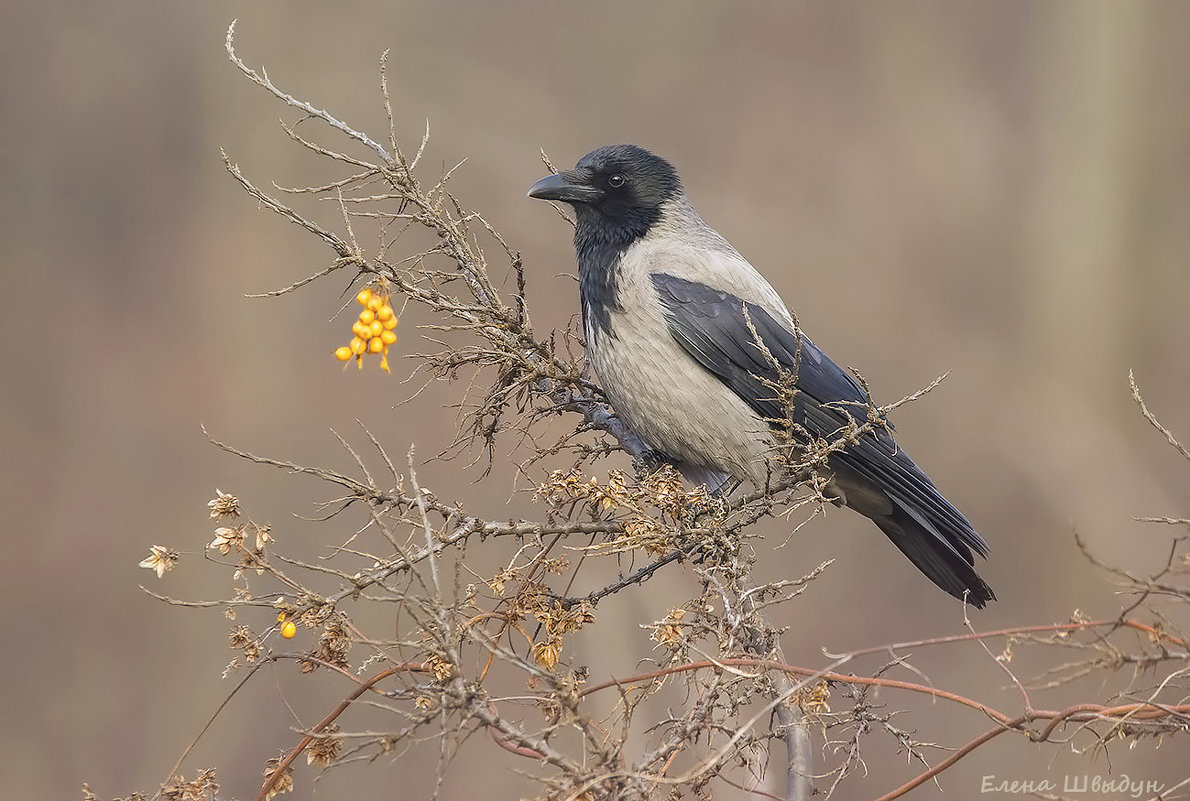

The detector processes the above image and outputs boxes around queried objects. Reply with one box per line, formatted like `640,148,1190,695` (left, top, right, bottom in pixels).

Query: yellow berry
380,330,397,345
352,321,370,339
358,309,376,325
334,346,352,362
350,337,366,355
367,320,382,338
376,306,394,321
368,337,384,354
367,295,384,312
356,288,373,306
382,316,398,330
280,620,297,639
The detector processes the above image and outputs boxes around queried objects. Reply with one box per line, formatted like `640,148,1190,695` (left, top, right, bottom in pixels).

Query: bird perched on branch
528,144,994,606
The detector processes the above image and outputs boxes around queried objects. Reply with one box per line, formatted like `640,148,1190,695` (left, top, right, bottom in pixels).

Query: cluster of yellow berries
335,286,398,371
278,611,297,639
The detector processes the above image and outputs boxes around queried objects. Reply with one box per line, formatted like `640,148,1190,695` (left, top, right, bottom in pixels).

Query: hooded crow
529,144,994,607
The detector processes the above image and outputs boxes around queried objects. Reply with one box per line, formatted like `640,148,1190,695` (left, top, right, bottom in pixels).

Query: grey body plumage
529,144,994,607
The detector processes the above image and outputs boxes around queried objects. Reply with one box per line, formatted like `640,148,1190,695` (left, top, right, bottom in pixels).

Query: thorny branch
121,24,1189,801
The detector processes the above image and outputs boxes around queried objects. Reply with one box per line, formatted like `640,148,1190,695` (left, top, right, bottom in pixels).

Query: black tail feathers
872,500,995,608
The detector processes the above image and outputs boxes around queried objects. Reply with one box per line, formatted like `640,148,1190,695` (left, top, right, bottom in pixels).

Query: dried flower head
539,601,595,636
622,516,670,556
306,724,342,768
791,680,831,721
651,607,687,649
207,489,240,519
593,470,631,512
641,465,686,514
160,768,219,801
139,546,178,578
544,557,571,574
423,653,455,682
532,636,563,671
229,625,261,662
209,526,244,555
262,757,294,799
488,566,517,595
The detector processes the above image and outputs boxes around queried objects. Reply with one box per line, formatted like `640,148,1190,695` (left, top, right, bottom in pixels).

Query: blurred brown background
2,2,1188,799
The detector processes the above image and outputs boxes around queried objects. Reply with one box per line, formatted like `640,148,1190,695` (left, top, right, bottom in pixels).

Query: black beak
527,171,603,204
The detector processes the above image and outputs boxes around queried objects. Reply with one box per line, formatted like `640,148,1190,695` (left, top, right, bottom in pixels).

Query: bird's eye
607,174,625,188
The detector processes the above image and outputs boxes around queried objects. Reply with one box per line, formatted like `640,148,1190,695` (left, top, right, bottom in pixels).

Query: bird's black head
528,144,682,243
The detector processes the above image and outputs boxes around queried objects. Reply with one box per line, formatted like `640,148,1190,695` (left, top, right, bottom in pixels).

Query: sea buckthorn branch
225,21,391,164
185,379,1187,801
577,655,1190,800
256,663,428,801
577,618,1190,712
224,141,630,466
228,23,622,472
195,429,827,619
127,27,1189,801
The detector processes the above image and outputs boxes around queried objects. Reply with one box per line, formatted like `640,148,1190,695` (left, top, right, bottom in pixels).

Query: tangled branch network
116,23,1190,801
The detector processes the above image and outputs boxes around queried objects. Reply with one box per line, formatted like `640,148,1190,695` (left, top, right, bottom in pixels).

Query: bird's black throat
573,206,657,343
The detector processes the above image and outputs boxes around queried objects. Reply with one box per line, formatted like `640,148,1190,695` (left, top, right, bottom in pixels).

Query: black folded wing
650,272,993,605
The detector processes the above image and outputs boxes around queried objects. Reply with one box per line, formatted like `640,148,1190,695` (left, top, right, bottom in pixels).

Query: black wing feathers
650,272,993,606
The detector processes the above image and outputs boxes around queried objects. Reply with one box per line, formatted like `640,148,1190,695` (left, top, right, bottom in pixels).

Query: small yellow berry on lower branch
350,337,366,355
334,346,352,361
380,330,397,345
280,620,297,639
368,337,385,354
